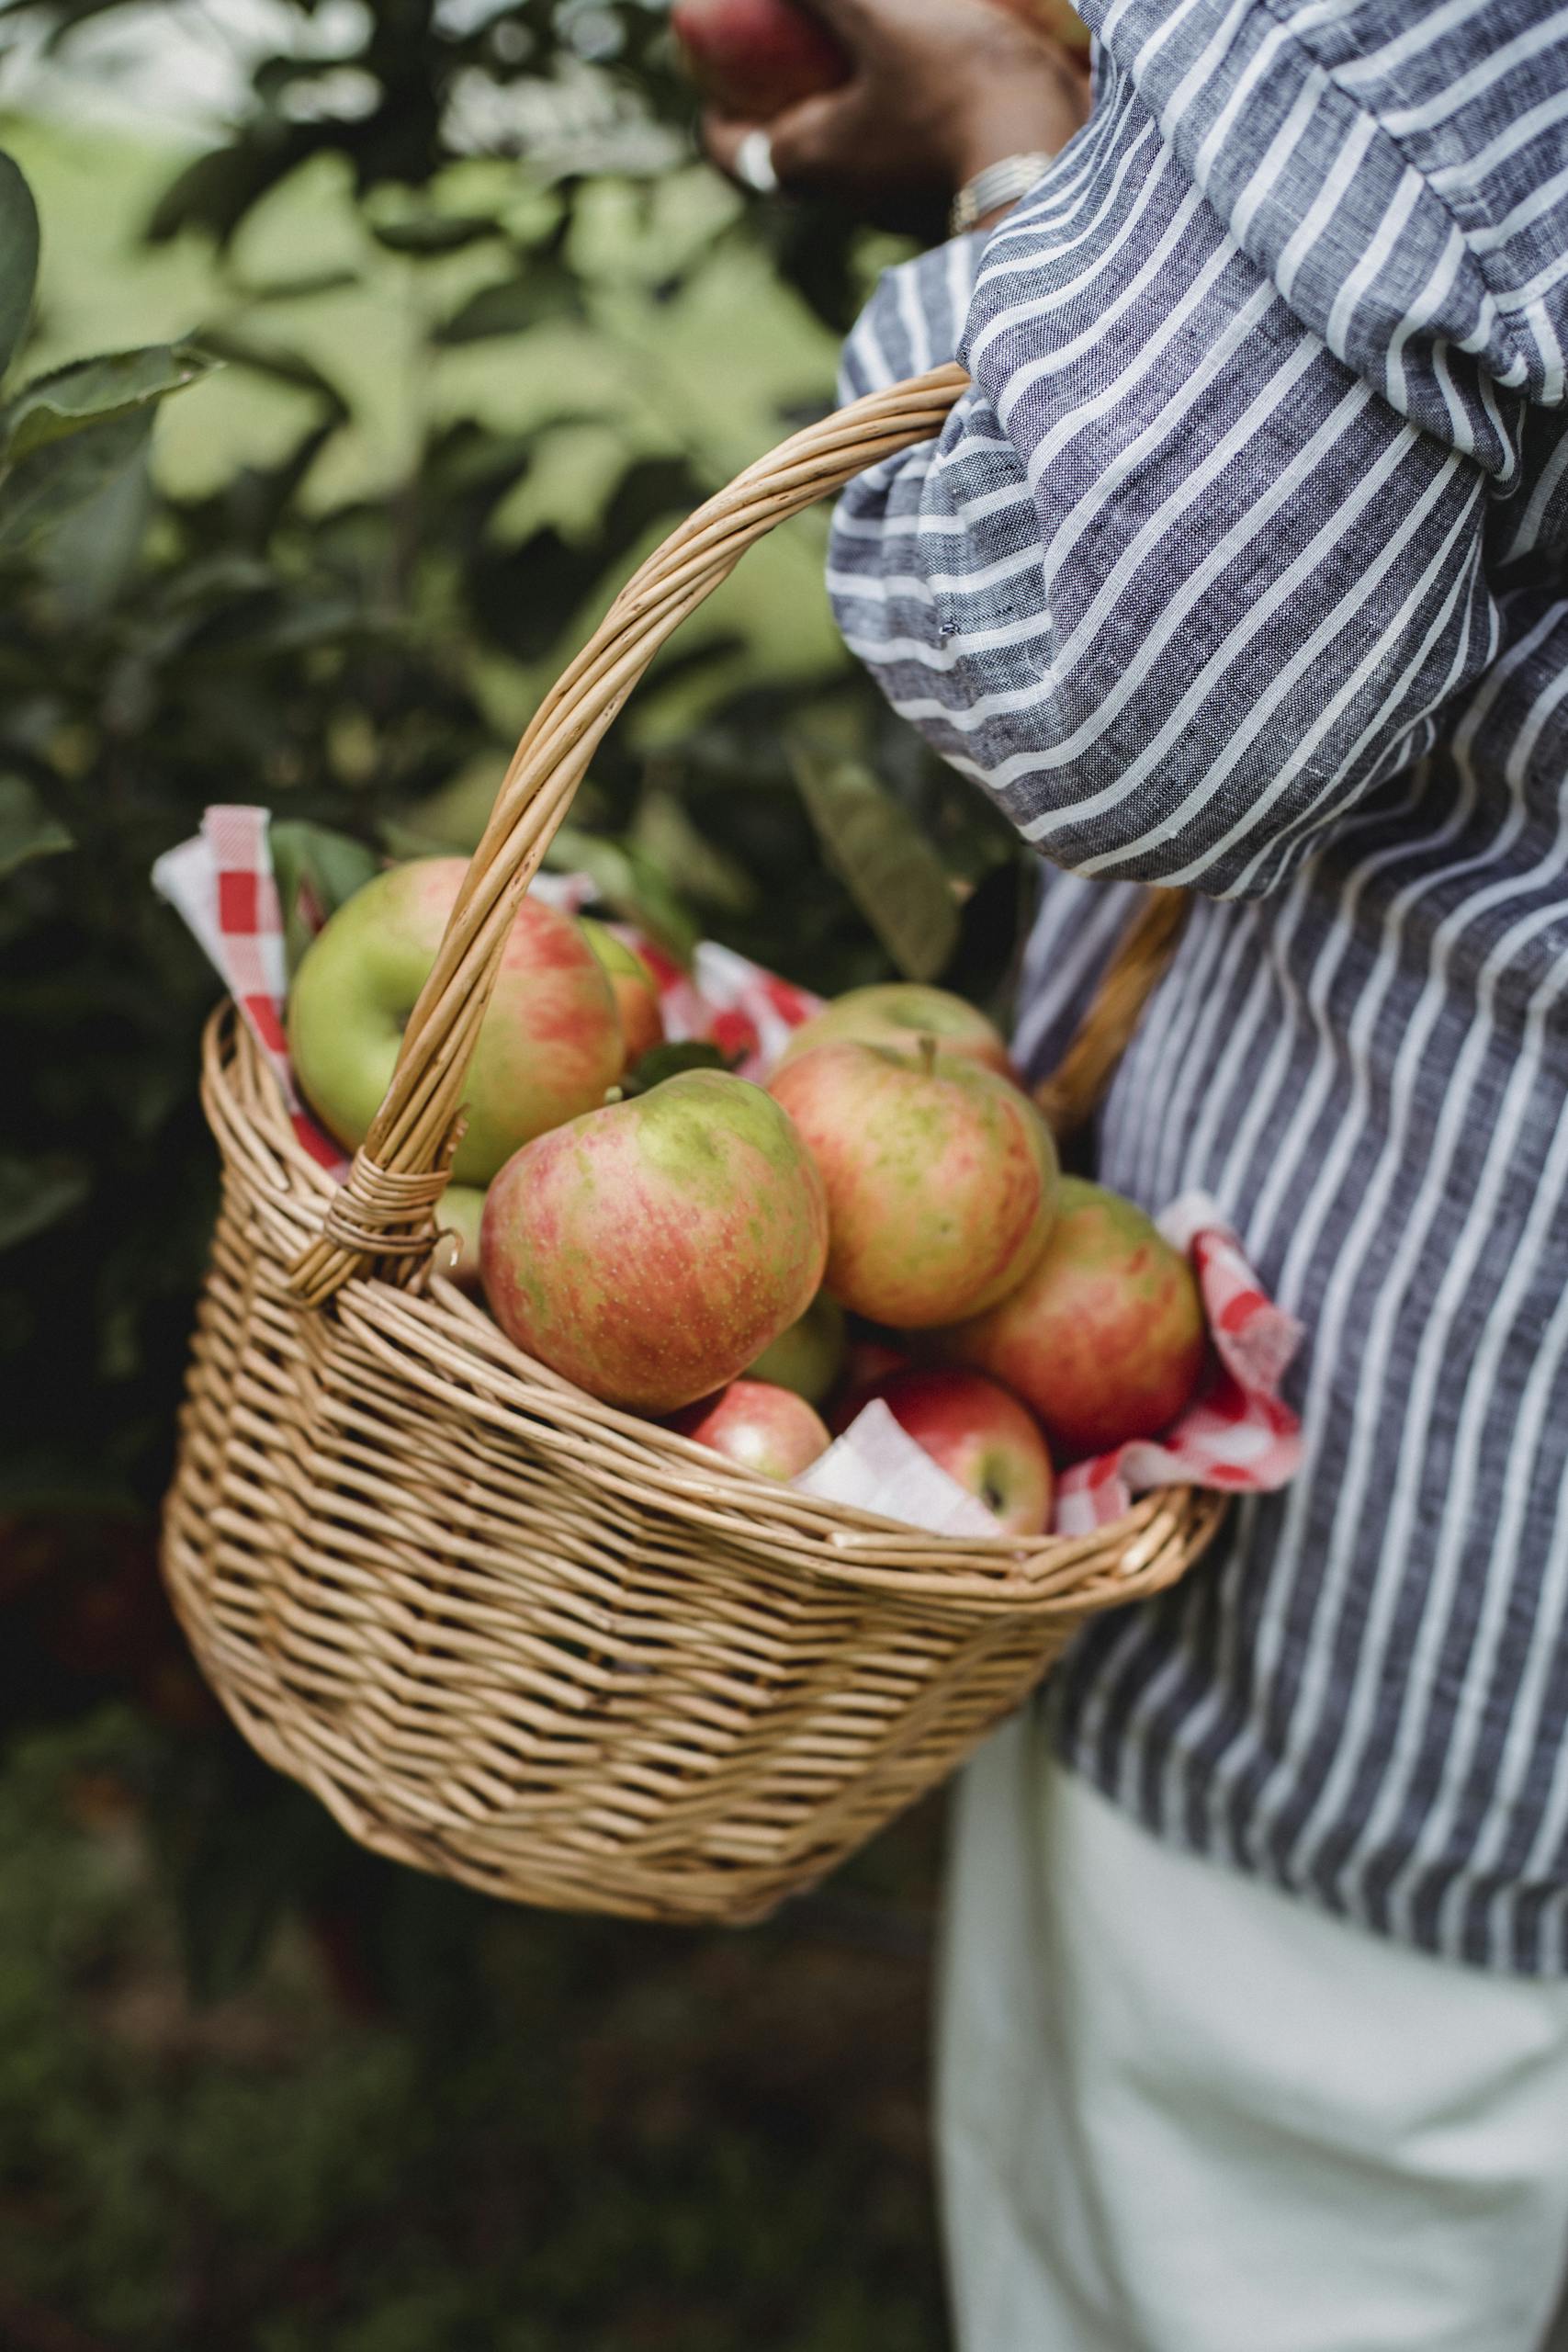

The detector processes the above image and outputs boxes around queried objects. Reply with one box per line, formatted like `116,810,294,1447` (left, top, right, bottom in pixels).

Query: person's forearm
829,94,1500,903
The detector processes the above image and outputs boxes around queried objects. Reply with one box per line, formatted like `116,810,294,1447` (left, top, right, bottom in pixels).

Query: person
702,2,1568,2345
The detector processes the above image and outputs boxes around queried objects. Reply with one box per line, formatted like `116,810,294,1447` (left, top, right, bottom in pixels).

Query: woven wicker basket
162,366,1222,1927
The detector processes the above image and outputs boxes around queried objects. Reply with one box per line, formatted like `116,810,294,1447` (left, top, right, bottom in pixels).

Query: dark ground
0,1600,952,2352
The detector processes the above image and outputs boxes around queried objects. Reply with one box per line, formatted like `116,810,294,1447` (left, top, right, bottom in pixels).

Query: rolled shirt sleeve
828,49,1525,901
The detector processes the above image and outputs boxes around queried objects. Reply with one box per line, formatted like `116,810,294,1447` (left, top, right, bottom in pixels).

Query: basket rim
201,1001,1224,1611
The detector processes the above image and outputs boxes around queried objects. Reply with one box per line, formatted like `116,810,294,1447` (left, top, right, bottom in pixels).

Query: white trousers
937,1711,1568,2352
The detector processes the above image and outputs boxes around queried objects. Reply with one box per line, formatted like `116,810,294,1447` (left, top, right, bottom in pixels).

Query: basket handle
1033,886,1190,1138
287,364,1189,1302
289,364,971,1305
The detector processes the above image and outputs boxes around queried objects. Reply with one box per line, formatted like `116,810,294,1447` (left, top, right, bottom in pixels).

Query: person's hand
702,0,1091,237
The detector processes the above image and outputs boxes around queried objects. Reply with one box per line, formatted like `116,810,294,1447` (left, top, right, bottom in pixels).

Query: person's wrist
949,154,1054,235
943,70,1089,192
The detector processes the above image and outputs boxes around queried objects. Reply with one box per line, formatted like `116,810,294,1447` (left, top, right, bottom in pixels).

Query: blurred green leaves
0,147,40,379
0,1148,90,1250
0,771,72,873
367,212,503,260
0,147,216,556
0,5,1031,2034
434,257,587,344
788,735,960,983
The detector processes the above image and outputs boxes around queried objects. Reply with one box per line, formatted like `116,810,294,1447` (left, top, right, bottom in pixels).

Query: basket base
166,1555,1072,1928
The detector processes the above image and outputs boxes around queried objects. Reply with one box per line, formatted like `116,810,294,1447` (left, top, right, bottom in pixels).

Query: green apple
432,1182,486,1295
288,858,623,1185
746,1290,845,1403
581,917,664,1067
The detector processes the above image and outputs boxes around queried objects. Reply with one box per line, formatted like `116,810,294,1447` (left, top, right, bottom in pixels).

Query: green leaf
33,454,152,616
0,1150,90,1250
632,787,756,914
1,340,217,460
194,326,346,413
0,404,151,558
434,260,584,345
271,820,379,976
0,340,215,557
145,127,319,251
546,823,698,965
621,1040,735,1095
0,149,39,384
0,774,73,876
228,264,360,304
370,213,503,258
787,736,960,983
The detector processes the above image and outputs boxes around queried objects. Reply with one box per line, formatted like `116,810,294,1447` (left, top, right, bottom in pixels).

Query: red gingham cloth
155,808,1303,1534
152,805,347,1174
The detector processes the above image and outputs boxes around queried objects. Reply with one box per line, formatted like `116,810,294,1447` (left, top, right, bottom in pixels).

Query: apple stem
918,1033,937,1078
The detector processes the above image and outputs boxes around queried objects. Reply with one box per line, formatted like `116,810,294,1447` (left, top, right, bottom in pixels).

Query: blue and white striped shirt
829,0,1568,1971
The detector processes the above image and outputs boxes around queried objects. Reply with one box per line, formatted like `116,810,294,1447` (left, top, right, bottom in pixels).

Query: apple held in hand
945,1177,1206,1456
747,1290,846,1403
773,983,1017,1084
288,859,623,1186
481,1070,828,1412
669,1380,830,1480
581,918,664,1068
838,1368,1052,1536
769,1039,1057,1329
672,0,850,118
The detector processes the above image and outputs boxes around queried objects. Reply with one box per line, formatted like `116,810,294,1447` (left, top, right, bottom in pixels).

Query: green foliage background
0,4,1031,2339
2,0,1027,1525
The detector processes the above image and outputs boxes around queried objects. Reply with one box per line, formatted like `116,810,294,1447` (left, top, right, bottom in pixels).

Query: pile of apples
288,860,1207,1540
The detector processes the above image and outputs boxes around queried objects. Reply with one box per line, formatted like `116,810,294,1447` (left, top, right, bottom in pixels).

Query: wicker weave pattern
162,372,1224,1925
